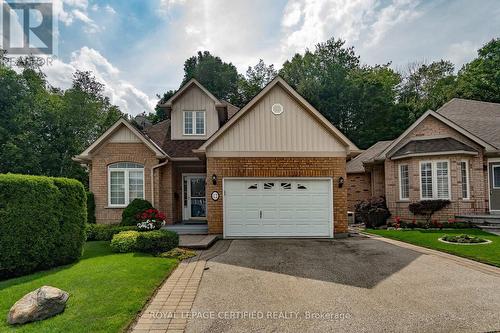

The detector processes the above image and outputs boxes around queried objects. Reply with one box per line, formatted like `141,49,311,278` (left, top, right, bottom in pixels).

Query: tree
239,59,277,104
455,38,500,103
151,90,175,123
398,60,456,119
182,51,241,106
279,37,408,148
0,60,122,186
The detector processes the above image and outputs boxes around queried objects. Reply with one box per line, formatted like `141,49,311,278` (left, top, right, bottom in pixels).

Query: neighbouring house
347,98,500,222
74,77,360,238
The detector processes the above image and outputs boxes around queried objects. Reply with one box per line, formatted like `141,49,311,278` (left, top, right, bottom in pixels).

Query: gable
109,126,141,143
170,83,220,140
387,114,484,158
206,84,347,156
75,118,166,161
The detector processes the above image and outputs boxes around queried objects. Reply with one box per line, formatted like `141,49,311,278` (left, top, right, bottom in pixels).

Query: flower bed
439,234,491,245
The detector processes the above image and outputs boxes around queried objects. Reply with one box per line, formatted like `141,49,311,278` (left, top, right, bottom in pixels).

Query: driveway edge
360,232,500,278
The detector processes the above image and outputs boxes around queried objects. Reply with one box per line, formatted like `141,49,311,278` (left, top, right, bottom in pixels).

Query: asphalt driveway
186,236,500,333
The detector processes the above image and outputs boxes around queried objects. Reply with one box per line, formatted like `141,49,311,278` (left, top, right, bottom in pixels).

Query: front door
490,162,500,212
183,175,206,220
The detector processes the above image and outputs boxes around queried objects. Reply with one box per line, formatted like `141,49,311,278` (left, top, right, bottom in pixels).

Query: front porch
164,221,208,235
455,213,500,235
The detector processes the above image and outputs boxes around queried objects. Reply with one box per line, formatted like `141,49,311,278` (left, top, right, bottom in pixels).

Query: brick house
347,98,500,222
75,77,360,238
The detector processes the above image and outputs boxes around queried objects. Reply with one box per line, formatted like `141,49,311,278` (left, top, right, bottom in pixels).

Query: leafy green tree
151,90,175,123
0,59,122,186
280,37,407,148
239,59,277,104
182,51,241,106
456,38,500,103
398,60,456,118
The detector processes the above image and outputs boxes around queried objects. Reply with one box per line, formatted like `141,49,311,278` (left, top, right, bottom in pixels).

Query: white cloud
45,47,156,115
365,0,422,47
157,0,187,15
445,41,478,67
52,0,99,33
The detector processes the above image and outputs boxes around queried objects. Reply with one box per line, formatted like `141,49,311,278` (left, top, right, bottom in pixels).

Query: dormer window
184,111,205,135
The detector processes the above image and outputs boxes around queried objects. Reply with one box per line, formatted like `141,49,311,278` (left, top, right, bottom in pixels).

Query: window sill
106,206,126,209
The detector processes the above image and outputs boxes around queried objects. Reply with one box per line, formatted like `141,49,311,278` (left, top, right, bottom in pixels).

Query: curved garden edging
438,237,492,245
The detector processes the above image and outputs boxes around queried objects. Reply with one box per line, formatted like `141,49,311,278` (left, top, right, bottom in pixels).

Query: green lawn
0,242,178,333
364,228,500,267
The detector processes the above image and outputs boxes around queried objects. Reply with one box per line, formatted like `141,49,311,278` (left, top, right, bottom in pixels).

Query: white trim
222,177,334,239
183,110,206,136
391,150,478,160
399,164,410,201
161,78,223,108
381,110,496,159
492,165,500,190
107,163,145,208
181,173,207,220
488,158,500,213
205,151,347,157
77,118,167,159
460,160,470,200
197,77,359,154
419,160,451,200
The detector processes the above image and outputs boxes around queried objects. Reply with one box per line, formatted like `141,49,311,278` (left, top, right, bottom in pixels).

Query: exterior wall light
338,176,344,188
212,174,217,185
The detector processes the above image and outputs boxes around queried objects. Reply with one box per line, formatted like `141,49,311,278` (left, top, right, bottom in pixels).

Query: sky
3,0,500,115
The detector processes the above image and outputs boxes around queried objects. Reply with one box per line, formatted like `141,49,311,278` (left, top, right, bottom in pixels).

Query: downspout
151,160,169,207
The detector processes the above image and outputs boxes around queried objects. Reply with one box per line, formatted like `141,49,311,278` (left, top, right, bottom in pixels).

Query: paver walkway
129,240,230,333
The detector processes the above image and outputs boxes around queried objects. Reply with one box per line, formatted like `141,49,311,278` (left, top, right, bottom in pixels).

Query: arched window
108,162,144,206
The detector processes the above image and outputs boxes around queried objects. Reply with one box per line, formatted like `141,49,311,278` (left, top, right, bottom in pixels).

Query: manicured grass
0,242,178,333
364,228,500,267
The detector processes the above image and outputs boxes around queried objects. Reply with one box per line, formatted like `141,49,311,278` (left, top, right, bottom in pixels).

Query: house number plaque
211,191,219,201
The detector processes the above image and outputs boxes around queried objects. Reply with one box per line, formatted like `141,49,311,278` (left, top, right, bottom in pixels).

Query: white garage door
223,179,333,238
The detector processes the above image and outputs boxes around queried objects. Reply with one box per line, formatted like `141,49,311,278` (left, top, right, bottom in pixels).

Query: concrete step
455,214,500,225
179,234,220,249
163,224,208,235
477,226,500,236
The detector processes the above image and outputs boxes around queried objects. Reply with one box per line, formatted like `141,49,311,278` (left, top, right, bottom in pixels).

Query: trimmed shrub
136,230,179,254
87,191,96,224
355,197,391,228
85,224,137,241
0,174,86,279
442,234,488,244
110,231,140,253
408,200,451,227
121,198,153,226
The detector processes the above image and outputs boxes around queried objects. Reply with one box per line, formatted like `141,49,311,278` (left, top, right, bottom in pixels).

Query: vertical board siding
171,84,219,140
208,85,345,153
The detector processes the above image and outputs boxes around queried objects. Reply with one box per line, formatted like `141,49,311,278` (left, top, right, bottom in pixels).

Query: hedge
87,191,96,224
0,174,87,279
110,231,140,253
85,224,137,241
121,198,153,226
110,230,179,254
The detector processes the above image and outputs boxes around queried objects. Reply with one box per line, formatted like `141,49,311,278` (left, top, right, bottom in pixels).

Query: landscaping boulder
7,286,69,325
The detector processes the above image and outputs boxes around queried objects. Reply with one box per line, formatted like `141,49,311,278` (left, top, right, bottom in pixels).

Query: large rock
7,286,69,325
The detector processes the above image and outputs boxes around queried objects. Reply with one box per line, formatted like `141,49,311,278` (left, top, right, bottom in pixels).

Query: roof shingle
437,98,500,149
143,120,204,158
347,141,393,173
392,137,477,159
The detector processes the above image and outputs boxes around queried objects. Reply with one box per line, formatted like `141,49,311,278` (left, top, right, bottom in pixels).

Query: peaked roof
380,109,497,160
347,141,393,173
391,137,477,159
196,76,360,154
437,98,500,149
160,78,224,107
75,118,167,161
144,120,204,159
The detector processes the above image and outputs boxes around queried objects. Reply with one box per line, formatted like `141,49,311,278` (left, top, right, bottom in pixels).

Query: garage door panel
224,178,332,238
